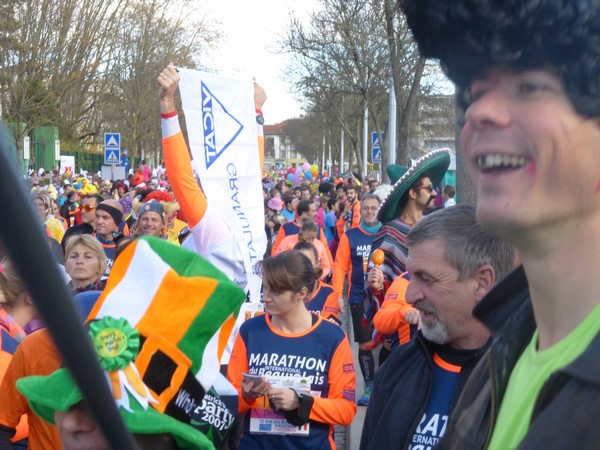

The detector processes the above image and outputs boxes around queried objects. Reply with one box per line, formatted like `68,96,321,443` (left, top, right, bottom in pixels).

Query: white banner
59,155,75,175
178,69,265,305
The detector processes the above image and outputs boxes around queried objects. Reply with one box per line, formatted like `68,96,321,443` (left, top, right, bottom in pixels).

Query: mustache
425,195,435,208
414,300,437,316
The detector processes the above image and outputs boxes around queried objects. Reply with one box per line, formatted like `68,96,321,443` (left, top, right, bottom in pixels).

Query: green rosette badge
89,317,140,371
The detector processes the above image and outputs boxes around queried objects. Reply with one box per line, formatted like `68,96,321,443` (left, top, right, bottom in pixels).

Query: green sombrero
377,149,451,223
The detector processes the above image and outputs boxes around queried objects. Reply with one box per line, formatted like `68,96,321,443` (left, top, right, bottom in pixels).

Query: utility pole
362,102,368,178
387,77,397,175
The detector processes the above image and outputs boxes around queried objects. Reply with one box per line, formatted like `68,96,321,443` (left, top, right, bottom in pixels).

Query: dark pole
0,124,137,450
455,89,476,205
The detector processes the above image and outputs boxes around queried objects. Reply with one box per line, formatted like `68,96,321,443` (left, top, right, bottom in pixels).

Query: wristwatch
256,113,265,125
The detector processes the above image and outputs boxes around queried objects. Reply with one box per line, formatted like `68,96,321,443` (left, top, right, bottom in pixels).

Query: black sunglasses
413,184,435,194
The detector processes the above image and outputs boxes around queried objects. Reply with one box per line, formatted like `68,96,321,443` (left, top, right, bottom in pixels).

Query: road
336,305,379,450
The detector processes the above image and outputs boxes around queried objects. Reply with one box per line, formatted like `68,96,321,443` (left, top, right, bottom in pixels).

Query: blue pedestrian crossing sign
372,147,382,163
105,149,121,164
371,131,384,163
105,133,120,149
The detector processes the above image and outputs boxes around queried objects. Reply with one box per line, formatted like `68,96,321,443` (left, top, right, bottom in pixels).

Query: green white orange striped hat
17,236,246,450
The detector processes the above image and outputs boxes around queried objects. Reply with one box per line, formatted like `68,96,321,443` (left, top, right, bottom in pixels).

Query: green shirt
487,302,600,450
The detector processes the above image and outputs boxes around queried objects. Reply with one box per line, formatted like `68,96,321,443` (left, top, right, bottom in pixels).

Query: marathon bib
249,375,320,436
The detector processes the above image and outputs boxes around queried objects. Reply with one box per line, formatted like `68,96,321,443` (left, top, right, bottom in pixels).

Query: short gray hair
406,204,515,282
360,193,381,204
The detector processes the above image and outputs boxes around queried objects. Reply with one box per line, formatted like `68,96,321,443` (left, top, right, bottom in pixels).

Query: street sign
372,147,382,164
105,149,121,165
371,131,383,164
102,165,126,181
105,133,120,149
371,131,385,149
55,140,61,161
104,132,121,165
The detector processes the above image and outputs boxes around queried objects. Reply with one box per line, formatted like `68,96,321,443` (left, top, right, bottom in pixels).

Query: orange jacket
274,234,332,280
349,201,361,229
335,215,345,241
373,272,416,345
132,171,144,187
0,330,61,449
272,220,334,266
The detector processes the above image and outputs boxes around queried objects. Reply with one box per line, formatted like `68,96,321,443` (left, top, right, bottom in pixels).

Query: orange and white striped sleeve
161,118,207,229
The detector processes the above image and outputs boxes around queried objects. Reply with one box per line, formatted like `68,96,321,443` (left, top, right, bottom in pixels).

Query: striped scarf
371,218,412,285
363,218,412,331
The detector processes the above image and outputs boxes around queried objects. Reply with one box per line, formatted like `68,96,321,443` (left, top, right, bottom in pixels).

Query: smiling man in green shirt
400,0,600,448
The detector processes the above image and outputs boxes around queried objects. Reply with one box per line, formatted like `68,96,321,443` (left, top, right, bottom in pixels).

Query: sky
196,1,454,124
199,0,320,124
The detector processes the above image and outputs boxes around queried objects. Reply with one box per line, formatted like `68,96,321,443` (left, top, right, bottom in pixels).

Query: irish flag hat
17,236,246,450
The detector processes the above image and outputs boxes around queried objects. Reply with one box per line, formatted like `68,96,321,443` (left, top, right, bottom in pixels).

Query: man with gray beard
360,205,514,450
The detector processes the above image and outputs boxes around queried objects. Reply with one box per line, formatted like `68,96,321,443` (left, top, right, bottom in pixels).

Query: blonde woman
32,192,65,243
64,234,107,292
0,259,41,334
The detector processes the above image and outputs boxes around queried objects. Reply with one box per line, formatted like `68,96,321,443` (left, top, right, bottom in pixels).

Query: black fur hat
400,0,600,117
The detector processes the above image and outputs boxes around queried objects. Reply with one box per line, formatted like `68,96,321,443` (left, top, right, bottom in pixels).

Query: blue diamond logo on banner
200,82,244,169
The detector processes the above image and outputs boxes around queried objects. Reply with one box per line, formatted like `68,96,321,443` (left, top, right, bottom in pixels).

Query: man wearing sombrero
368,150,450,293
400,0,600,448
364,151,450,359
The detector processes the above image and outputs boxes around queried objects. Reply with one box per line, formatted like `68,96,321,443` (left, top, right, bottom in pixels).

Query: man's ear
473,264,495,303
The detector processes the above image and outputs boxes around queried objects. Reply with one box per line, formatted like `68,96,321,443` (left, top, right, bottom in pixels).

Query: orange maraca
372,248,385,266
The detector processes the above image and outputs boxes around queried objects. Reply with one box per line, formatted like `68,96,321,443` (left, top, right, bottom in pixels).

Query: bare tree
102,0,219,166
0,0,130,159
0,0,220,173
281,0,435,178
383,0,427,168
283,0,391,175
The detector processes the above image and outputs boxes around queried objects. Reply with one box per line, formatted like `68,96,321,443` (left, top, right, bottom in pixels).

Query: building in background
264,122,306,169
411,94,456,189
412,95,456,155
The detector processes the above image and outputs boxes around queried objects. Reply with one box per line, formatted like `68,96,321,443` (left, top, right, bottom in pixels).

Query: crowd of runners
3,0,600,448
